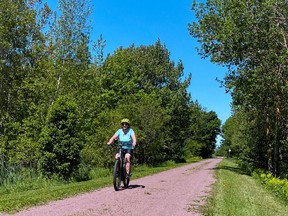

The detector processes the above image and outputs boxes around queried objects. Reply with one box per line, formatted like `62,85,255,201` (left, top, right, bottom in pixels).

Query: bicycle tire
113,159,121,191
123,161,130,188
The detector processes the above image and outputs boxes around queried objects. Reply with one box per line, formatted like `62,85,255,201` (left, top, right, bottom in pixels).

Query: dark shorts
119,148,133,157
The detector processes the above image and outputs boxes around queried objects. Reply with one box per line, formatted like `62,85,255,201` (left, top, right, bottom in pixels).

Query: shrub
256,171,288,203
39,96,82,181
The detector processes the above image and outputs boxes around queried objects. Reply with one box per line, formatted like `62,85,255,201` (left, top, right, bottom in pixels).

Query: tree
189,0,288,176
221,110,248,158
189,102,221,158
98,40,193,161
0,0,53,166
39,96,82,180
97,40,193,163
116,94,170,165
47,0,92,104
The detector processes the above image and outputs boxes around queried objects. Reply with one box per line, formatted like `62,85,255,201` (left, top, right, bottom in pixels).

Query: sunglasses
122,123,128,126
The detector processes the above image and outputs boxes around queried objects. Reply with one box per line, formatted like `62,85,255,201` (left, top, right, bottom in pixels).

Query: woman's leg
125,153,131,175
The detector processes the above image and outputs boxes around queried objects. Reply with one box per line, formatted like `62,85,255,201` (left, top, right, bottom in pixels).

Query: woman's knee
125,154,131,162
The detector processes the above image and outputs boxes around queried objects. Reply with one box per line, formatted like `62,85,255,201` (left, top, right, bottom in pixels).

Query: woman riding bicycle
107,118,137,177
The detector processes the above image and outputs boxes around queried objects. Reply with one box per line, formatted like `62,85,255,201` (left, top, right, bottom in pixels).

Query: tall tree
88,40,193,165
0,0,52,165
189,102,221,158
189,0,288,176
47,0,92,104
221,109,248,158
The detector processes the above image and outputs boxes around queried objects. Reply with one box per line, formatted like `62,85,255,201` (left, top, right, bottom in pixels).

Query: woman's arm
107,133,118,145
131,133,137,147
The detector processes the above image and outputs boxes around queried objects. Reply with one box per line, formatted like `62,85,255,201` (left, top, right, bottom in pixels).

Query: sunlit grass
204,158,288,216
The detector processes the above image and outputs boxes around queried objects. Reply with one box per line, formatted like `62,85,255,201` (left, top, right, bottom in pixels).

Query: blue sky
46,0,232,143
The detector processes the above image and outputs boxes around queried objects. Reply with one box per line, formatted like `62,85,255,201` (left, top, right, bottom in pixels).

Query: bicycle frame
113,142,130,191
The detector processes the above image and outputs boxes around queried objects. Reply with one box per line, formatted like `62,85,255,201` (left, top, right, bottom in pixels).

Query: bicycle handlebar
109,139,136,149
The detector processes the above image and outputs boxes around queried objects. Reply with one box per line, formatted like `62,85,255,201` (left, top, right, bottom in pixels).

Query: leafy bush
255,171,288,203
183,140,201,159
72,163,92,182
39,96,82,180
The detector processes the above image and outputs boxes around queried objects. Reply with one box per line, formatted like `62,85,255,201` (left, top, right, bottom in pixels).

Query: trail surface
9,158,222,216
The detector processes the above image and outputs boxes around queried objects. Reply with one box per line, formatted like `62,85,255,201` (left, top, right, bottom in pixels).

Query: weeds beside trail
204,158,288,216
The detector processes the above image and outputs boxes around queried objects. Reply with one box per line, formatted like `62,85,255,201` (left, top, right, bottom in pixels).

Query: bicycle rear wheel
113,159,121,191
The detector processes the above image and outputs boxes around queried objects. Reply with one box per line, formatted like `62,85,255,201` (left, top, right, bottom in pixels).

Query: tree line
190,0,288,178
0,0,220,182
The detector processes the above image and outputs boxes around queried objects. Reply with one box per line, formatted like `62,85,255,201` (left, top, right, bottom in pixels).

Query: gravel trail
8,158,222,216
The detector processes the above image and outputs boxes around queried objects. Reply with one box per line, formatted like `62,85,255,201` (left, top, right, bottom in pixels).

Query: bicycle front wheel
113,159,121,191
123,161,130,188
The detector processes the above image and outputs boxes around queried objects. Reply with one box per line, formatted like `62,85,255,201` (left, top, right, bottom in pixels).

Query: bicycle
112,140,131,191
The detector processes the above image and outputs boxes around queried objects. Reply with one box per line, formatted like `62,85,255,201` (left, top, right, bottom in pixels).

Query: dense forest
190,0,288,178
0,0,221,182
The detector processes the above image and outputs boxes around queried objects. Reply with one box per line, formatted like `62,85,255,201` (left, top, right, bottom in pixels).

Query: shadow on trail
211,165,248,175
127,184,146,189
117,184,145,191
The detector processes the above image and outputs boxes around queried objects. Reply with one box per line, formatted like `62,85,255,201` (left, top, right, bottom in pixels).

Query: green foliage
220,110,248,158
189,102,221,158
255,171,288,203
0,155,57,194
0,0,222,186
117,94,170,165
48,0,93,104
80,109,122,168
95,41,200,165
72,163,92,182
183,140,202,158
0,0,51,130
190,0,288,176
0,159,20,188
0,0,52,170
39,96,82,180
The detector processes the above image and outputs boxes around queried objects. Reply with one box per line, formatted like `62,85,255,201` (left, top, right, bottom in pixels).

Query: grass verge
203,158,288,216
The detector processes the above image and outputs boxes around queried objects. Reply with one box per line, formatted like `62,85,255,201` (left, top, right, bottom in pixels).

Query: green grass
0,158,200,214
204,158,288,216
